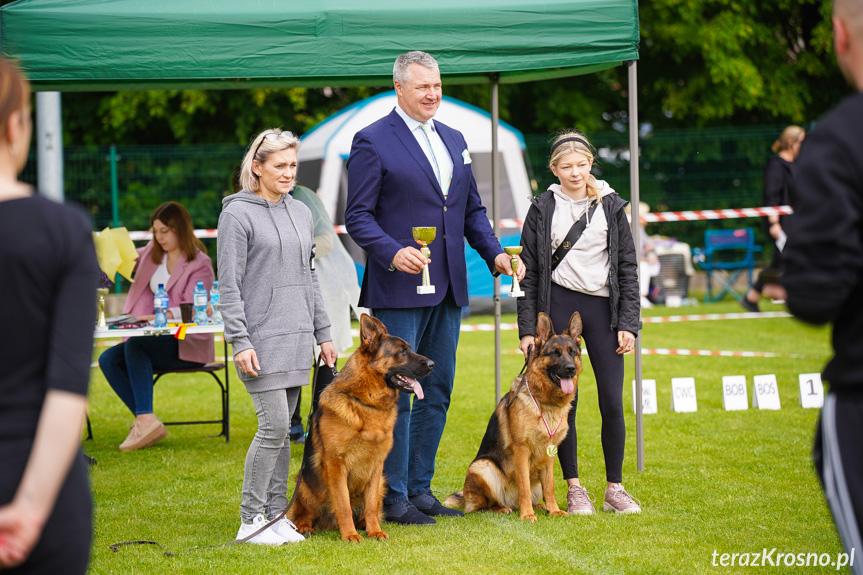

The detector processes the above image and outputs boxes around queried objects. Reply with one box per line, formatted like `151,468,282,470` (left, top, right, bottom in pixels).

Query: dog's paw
549,510,567,517
366,530,389,541
341,532,363,543
296,523,315,535
492,506,513,514
520,513,538,522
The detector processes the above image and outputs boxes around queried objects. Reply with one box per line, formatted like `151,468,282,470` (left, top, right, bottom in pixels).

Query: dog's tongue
560,378,575,395
403,377,424,400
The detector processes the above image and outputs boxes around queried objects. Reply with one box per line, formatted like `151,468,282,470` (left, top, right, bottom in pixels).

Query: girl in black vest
517,131,641,515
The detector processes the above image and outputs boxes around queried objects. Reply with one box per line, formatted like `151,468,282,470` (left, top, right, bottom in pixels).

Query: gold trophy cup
412,226,436,295
96,287,109,329
504,246,525,297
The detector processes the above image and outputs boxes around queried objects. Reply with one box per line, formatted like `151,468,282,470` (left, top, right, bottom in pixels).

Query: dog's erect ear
359,314,387,351
536,313,554,346
564,311,583,345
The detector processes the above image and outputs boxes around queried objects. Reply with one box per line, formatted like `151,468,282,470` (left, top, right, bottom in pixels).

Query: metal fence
524,124,787,250
21,124,787,254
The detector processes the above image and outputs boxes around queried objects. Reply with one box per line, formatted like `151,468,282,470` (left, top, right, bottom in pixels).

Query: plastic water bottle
154,284,169,327
193,281,208,325
210,280,223,325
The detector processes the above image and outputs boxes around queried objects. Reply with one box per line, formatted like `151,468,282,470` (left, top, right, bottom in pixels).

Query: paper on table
94,228,122,278
93,227,138,281
109,227,138,281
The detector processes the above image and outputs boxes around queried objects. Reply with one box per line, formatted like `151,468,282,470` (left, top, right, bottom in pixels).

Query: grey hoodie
217,190,332,393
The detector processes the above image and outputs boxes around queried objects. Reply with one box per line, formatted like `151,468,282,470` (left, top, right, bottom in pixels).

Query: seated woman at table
98,201,215,452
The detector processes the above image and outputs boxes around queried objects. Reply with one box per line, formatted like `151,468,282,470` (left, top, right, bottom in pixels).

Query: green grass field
83,301,851,574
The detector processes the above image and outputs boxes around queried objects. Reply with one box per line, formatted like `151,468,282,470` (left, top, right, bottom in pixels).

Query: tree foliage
638,0,845,126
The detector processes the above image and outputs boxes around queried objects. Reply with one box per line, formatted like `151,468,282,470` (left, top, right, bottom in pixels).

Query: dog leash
506,344,533,408
110,355,338,557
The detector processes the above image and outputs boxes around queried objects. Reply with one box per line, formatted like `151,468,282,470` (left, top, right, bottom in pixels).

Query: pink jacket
123,241,216,365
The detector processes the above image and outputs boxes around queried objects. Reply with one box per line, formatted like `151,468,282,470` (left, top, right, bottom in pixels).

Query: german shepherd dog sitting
444,312,582,521
288,314,434,542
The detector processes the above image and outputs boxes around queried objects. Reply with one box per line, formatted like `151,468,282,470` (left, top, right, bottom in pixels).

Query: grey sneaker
603,484,642,514
566,485,596,515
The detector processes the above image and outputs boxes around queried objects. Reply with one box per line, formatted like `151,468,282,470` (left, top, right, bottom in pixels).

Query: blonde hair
239,128,301,192
771,125,805,154
549,132,602,202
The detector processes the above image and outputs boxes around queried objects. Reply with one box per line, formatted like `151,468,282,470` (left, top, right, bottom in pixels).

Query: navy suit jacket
346,108,503,309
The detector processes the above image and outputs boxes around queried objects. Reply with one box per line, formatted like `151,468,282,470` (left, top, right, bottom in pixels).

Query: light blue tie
420,122,452,196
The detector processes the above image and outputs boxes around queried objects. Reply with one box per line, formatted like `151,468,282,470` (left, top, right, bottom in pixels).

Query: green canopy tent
1,0,637,91
0,0,647,469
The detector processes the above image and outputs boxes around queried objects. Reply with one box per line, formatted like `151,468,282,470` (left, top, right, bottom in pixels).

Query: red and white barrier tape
343,311,791,337
332,219,524,235
503,347,810,359
123,206,792,239
642,311,791,323
92,312,786,345
127,229,219,241
642,205,792,224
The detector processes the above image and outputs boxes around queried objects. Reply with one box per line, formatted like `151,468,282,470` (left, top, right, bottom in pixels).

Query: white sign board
671,377,698,412
798,373,824,408
632,379,658,414
722,375,749,411
752,374,781,410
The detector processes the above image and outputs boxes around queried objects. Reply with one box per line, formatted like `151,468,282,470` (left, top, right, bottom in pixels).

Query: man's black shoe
409,492,465,518
383,500,436,525
740,297,760,313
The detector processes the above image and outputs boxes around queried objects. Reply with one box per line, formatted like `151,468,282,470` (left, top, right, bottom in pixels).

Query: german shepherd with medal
444,312,582,521
287,314,433,542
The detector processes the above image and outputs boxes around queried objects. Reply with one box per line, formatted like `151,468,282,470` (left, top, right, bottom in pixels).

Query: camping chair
692,228,762,304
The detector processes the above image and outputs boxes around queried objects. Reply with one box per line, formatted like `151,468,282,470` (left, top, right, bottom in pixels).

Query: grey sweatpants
240,387,300,522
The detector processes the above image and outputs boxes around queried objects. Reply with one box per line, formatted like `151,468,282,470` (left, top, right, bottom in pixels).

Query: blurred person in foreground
782,0,863,568
98,201,215,452
0,56,98,573
741,125,805,312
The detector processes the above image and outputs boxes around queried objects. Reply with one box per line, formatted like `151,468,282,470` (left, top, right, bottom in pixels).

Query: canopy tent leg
491,74,502,405
36,92,64,201
627,60,645,472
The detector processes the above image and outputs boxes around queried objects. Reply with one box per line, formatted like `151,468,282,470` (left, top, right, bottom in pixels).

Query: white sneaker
236,513,288,545
273,516,305,543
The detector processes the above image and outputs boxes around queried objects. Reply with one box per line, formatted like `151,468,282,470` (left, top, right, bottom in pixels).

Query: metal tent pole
627,60,644,472
36,92,64,201
491,74,502,404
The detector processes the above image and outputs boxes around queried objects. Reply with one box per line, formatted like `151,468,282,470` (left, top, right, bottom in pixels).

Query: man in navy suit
346,51,525,525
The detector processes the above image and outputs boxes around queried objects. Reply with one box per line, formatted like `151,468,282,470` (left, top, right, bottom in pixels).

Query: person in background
517,132,642,516
0,56,97,573
782,0,863,568
288,185,367,443
625,201,660,309
741,125,805,312
345,51,523,525
219,129,336,545
98,201,215,452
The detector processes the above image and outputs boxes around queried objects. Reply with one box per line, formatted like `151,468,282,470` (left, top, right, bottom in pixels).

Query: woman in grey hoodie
218,129,337,545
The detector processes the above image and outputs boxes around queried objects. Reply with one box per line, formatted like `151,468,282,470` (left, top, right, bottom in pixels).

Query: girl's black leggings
549,282,626,483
